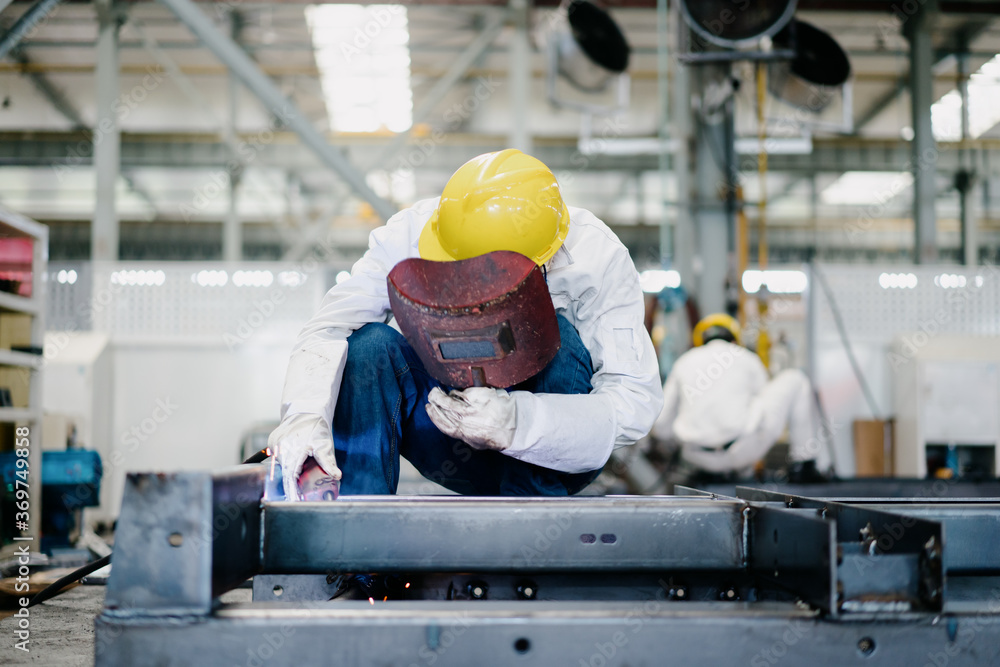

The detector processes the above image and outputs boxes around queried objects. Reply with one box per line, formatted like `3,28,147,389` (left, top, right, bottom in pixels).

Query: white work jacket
279,197,663,474
653,340,768,447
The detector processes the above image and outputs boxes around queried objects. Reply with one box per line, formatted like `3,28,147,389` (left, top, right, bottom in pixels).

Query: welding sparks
404,583,411,589
368,597,375,605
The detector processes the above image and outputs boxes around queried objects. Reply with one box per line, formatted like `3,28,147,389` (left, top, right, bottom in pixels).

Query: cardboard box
0,313,32,350
854,419,894,477
0,366,30,408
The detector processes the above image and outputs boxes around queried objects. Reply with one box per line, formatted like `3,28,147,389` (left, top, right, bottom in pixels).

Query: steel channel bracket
738,487,945,614
103,466,264,616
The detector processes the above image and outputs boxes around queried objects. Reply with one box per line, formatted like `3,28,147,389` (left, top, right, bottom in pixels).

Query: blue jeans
332,315,601,496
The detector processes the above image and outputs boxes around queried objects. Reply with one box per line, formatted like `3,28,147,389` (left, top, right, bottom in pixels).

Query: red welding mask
387,250,561,389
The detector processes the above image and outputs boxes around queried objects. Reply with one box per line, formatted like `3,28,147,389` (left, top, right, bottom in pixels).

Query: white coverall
280,197,663,474
652,339,829,474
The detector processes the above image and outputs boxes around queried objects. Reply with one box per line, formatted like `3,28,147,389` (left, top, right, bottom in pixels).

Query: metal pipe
156,0,397,221
0,0,63,61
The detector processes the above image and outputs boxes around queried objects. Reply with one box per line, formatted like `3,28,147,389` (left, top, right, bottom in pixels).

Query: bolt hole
273,585,283,597
600,533,617,544
167,532,183,547
580,534,596,544
858,637,876,656
514,638,530,654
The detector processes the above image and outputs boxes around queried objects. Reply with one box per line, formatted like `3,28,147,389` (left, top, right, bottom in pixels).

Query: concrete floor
1,584,253,666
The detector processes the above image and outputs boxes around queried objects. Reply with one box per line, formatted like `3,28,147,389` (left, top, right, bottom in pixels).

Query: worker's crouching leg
499,315,601,496
333,322,434,495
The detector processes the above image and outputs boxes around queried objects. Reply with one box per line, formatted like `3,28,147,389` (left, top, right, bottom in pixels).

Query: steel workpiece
94,469,1000,666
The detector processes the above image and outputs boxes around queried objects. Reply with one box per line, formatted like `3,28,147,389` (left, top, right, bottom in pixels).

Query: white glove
426,387,517,452
267,413,341,501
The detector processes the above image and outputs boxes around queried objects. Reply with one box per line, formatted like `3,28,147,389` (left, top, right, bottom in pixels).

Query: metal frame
96,469,1000,666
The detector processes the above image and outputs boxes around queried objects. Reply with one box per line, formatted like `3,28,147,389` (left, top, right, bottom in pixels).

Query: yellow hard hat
692,313,742,347
418,149,570,266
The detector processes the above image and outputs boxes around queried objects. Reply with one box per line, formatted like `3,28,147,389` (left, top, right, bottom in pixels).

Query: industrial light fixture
679,0,796,49
767,20,851,113
543,0,631,114
550,0,630,93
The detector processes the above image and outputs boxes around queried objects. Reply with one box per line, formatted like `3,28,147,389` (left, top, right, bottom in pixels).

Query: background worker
652,314,830,481
269,149,662,498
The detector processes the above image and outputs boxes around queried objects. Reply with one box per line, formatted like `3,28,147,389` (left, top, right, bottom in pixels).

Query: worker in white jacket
269,149,662,498
653,314,829,478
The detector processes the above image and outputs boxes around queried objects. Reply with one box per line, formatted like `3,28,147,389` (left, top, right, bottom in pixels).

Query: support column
905,2,938,264
92,0,120,261
692,65,732,316
670,1,694,291
508,0,531,154
957,50,977,266
223,10,242,262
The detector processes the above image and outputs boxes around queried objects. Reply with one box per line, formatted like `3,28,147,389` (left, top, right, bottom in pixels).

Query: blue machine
0,449,102,552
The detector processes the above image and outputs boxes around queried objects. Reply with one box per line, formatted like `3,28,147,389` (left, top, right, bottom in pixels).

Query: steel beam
0,0,13,17
94,601,1000,667
906,2,939,263
7,132,1000,176
9,48,85,128
0,0,62,61
156,0,397,221
92,0,121,261
262,496,747,573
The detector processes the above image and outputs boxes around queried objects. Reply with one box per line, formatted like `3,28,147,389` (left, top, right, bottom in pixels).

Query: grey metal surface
210,465,266,597
104,466,264,615
262,496,747,573
94,600,1000,667
748,504,837,612
156,0,397,221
